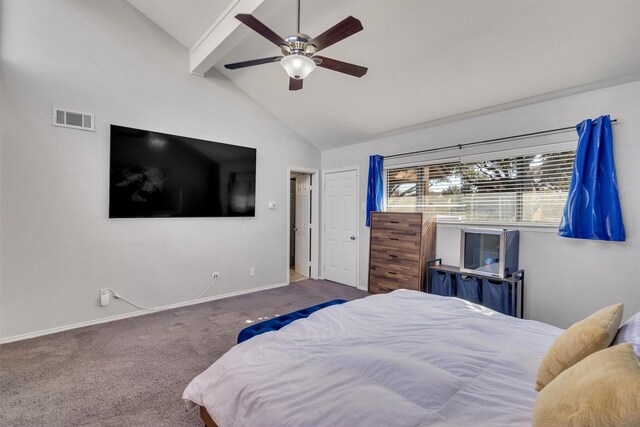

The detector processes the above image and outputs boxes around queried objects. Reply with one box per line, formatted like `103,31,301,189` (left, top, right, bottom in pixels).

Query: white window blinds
385,150,576,225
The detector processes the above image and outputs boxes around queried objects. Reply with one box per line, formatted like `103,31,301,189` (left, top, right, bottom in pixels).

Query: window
385,150,575,225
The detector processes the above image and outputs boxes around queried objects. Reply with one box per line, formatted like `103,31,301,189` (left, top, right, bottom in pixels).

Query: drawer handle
389,237,399,241
389,254,398,258
387,271,398,275
390,221,400,224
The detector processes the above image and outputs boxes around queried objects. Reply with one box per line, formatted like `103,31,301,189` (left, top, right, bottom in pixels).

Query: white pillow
613,311,640,358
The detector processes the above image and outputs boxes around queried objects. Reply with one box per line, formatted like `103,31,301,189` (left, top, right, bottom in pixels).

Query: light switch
268,202,277,209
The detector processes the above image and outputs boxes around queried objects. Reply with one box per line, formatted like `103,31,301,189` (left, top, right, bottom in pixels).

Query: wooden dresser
368,212,436,294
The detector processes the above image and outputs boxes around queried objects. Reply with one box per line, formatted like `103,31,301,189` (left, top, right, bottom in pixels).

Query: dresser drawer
370,222,421,237
369,250,421,265
371,212,422,225
369,264,420,283
369,282,401,294
369,275,420,293
370,213,422,233
370,252,420,269
370,237,421,254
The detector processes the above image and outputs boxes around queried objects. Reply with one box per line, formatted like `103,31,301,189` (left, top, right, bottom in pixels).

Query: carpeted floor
0,280,366,427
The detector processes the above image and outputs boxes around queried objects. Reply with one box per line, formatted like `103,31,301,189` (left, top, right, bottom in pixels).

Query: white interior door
295,174,311,278
324,169,358,287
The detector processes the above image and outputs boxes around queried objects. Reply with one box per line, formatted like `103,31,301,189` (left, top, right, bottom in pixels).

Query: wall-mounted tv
109,125,256,218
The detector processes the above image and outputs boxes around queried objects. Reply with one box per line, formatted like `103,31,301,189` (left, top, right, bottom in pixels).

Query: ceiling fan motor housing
281,34,317,56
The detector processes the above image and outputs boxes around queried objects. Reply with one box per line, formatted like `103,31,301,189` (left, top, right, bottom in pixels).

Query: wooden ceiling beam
189,0,277,76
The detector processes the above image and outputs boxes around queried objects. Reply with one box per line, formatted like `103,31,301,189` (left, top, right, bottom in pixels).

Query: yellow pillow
535,303,623,391
532,344,640,427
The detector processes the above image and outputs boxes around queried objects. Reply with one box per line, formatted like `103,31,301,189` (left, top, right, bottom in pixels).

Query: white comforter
183,290,562,427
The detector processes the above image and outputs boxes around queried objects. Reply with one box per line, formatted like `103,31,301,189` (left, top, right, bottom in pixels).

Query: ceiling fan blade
289,78,303,91
314,56,367,77
235,14,287,47
308,16,363,52
224,56,282,70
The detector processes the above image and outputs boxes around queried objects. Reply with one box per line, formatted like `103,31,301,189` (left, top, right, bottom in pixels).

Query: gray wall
0,0,319,340
322,81,640,328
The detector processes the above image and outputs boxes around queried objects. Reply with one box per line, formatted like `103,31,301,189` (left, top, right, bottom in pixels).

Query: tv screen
109,125,256,218
463,232,500,275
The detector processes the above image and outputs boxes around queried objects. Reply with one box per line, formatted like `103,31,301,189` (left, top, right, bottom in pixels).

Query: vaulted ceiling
128,0,640,150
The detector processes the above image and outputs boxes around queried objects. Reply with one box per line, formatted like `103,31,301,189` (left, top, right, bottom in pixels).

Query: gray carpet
0,280,367,426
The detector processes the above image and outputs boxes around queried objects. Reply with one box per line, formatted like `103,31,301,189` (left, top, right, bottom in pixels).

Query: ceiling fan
224,0,367,91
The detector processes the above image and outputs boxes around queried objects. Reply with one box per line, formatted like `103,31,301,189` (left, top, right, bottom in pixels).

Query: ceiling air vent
52,107,95,131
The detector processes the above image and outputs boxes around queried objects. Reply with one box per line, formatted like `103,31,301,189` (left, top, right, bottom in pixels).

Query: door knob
350,236,356,240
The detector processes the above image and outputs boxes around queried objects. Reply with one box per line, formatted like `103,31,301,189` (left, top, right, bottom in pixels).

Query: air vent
53,107,95,131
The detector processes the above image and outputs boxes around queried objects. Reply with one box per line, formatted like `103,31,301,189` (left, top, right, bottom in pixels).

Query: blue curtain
558,115,625,241
366,155,384,227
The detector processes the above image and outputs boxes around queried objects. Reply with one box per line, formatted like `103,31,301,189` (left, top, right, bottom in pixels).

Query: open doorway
287,167,319,284
290,172,311,283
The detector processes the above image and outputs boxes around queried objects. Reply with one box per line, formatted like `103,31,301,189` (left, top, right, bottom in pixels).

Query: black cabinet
427,259,524,318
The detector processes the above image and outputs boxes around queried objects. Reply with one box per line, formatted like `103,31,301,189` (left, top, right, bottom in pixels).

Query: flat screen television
459,228,519,279
109,125,256,218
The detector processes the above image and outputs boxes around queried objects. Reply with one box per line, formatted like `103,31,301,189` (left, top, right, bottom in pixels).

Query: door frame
286,166,319,284
321,166,360,288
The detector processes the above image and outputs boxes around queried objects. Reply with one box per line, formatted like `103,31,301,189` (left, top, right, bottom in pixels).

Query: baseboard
0,282,289,345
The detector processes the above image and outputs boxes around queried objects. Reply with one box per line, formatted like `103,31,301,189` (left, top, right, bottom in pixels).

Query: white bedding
183,290,563,427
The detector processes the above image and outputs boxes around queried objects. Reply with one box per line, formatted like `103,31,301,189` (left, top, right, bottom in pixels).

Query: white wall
0,0,319,340
322,81,640,328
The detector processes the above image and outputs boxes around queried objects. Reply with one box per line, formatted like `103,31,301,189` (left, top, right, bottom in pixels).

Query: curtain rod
385,119,618,160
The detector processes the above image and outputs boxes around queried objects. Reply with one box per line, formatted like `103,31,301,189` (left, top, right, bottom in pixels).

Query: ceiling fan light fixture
281,54,316,80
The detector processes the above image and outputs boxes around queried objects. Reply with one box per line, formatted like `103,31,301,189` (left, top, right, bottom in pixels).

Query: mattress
183,290,563,427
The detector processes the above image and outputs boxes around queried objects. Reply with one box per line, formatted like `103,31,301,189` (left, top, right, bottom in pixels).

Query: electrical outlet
249,267,255,277
212,272,220,279
100,289,109,307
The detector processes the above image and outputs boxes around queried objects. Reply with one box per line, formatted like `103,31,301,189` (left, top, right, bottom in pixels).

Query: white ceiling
127,0,229,48
130,0,640,150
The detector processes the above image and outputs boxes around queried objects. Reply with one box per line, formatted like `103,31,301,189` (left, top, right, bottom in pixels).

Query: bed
183,290,563,427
